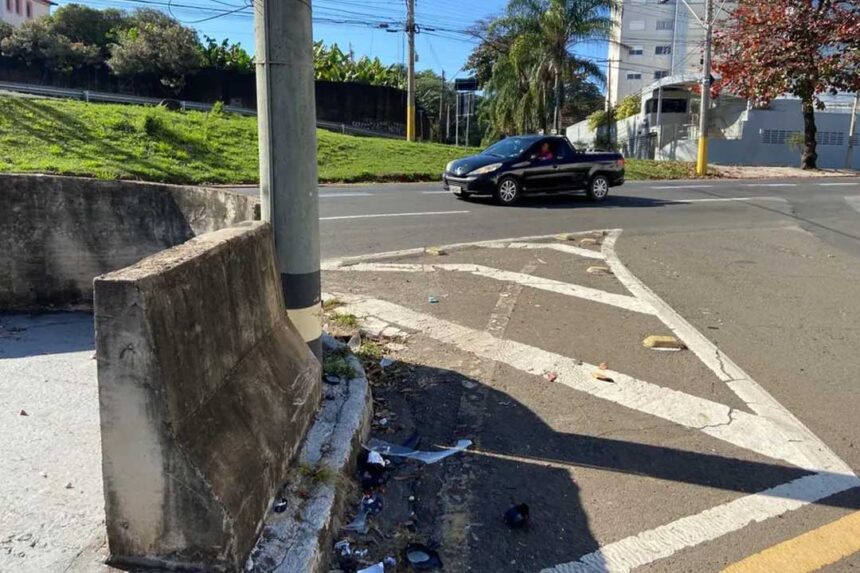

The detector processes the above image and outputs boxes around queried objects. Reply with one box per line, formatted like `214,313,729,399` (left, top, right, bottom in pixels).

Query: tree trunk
553,70,562,134
801,96,818,170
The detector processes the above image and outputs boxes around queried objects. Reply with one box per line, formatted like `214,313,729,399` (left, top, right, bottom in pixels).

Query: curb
247,335,372,573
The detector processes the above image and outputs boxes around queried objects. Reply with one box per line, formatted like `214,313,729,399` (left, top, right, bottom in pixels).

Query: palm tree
484,0,610,135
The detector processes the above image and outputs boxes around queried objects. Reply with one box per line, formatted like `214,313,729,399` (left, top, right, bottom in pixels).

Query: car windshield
482,137,535,159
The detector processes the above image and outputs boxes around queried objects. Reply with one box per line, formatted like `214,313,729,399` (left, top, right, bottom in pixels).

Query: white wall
1,0,50,26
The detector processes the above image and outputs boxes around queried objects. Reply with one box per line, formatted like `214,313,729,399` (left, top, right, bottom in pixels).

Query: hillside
0,95,700,184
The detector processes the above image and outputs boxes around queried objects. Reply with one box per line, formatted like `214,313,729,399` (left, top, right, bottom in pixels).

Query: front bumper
442,173,497,195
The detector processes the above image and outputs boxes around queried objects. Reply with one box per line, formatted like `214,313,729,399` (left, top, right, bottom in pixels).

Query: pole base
696,137,709,176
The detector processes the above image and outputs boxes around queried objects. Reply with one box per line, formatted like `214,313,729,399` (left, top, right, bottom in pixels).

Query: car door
520,139,561,192
558,141,591,189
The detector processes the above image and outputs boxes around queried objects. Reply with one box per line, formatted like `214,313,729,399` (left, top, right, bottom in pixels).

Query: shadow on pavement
0,312,94,359
366,356,860,573
462,193,679,210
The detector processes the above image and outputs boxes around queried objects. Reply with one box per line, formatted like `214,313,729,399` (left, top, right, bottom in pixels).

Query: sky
55,0,609,85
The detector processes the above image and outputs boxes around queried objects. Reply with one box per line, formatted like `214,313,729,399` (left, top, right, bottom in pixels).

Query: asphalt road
317,176,860,572
228,178,860,260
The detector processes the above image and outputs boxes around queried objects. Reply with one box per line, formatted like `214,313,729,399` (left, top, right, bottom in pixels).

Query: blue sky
56,0,608,85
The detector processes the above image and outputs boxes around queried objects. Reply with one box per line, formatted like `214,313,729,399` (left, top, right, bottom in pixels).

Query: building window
629,46,644,56
5,0,11,13
817,132,845,146
654,71,670,80
627,73,642,80
14,0,20,14
629,20,646,31
656,20,674,30
25,0,31,18
762,130,795,144
655,46,672,55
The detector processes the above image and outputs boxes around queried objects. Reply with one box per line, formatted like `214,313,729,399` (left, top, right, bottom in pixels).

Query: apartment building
607,0,732,105
1,0,52,27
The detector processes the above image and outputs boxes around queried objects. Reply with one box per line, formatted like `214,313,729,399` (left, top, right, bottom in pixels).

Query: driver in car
537,141,554,161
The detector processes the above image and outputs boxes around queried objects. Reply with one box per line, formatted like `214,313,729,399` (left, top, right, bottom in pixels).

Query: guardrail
0,80,404,139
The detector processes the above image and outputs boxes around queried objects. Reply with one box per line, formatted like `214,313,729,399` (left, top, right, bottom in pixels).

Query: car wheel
495,176,521,205
587,175,610,202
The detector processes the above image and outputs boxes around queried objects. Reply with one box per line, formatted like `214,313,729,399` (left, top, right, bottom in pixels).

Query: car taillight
617,158,625,168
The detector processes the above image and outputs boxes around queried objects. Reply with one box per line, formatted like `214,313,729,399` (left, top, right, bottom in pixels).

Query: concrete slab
0,313,108,572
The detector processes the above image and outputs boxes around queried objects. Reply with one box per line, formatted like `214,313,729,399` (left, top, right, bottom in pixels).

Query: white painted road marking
337,262,655,315
673,197,786,204
743,183,798,187
819,182,859,187
422,190,453,194
319,192,372,198
602,230,851,475
330,229,858,572
320,210,470,221
544,472,860,573
651,184,716,189
845,196,860,213
482,241,606,260
336,295,818,469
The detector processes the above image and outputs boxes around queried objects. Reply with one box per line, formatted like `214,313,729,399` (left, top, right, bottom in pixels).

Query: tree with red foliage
713,0,860,169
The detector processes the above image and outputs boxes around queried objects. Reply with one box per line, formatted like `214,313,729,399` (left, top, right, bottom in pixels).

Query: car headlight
445,161,455,173
468,163,502,176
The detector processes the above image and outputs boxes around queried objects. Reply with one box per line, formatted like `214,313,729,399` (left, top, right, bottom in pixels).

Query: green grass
0,95,705,184
625,158,704,180
330,313,359,328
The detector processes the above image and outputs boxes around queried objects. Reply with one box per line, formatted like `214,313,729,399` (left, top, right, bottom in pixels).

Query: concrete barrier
0,174,259,310
95,221,321,571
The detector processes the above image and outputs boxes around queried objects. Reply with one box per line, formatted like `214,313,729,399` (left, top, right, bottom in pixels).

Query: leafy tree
312,41,404,88
714,0,860,169
0,21,13,44
464,19,515,87
0,18,99,73
199,35,253,73
51,4,127,58
562,76,605,124
615,93,641,120
476,0,610,137
107,9,201,93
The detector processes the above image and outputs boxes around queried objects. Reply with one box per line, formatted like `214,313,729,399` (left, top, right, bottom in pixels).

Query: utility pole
846,93,859,169
606,59,614,147
254,0,322,358
455,92,459,147
438,71,445,143
406,0,416,141
696,0,714,176
446,101,450,142
465,93,471,148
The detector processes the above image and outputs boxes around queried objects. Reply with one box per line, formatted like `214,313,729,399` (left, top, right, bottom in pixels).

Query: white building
607,0,735,106
1,0,52,27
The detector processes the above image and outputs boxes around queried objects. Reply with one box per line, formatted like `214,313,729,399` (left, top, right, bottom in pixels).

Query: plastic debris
592,371,614,383
383,556,397,566
39,471,47,478
544,371,558,382
424,246,446,256
343,494,384,533
405,543,443,570
504,503,531,528
324,374,342,385
334,539,352,557
357,564,384,573
643,335,686,351
367,438,472,464
579,238,599,246
379,357,395,369
354,549,369,558
65,482,73,489
427,296,439,304
272,498,288,513
598,361,609,370
554,233,575,241
19,410,28,416
348,333,362,352
587,266,613,275
377,417,389,428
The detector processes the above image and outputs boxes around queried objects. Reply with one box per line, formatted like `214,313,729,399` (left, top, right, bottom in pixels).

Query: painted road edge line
542,472,860,573
320,210,469,221
601,230,852,475
721,508,860,573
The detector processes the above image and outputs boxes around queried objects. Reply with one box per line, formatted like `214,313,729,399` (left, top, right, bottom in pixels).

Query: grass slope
0,96,701,184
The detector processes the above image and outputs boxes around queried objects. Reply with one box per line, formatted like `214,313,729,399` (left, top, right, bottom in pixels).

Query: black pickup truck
442,134,625,205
